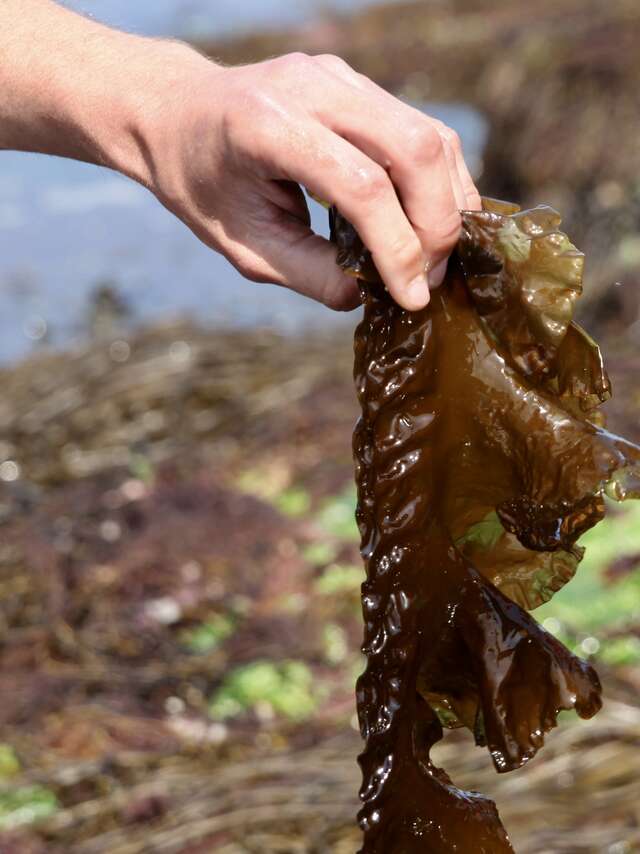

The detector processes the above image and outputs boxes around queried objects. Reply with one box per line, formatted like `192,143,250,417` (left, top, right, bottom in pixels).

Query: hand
139,49,481,311
0,0,480,312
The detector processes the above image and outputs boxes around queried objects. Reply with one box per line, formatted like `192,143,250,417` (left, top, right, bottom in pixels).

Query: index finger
278,122,431,310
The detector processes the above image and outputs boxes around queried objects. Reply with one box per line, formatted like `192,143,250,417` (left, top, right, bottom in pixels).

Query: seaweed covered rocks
332,199,640,853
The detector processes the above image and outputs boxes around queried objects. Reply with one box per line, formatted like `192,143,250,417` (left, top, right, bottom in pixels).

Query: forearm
0,0,205,185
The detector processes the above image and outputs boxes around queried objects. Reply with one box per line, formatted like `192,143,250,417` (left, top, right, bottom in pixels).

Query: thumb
248,217,362,311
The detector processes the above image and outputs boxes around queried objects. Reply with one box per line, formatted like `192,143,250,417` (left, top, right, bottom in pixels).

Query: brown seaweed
331,199,640,852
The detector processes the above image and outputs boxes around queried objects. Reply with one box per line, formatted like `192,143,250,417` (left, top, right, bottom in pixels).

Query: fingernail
427,258,448,289
406,274,430,309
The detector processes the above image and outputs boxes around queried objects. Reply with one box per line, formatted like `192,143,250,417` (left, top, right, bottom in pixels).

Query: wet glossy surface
331,200,640,852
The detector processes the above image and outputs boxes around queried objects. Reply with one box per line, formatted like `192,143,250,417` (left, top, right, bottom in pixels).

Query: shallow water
0,1,487,363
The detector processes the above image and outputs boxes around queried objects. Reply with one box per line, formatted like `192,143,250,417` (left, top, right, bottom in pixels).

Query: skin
0,0,481,312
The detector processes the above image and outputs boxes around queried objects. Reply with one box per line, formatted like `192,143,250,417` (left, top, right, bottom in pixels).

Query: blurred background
0,1,638,852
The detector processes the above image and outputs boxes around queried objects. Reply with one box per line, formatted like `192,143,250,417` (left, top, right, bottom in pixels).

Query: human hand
138,49,481,311
0,2,480,311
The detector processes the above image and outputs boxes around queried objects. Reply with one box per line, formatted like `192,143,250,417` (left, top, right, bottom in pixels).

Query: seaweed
331,199,640,852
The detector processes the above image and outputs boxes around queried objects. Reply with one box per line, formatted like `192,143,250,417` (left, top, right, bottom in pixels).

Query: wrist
54,34,218,189
113,40,224,193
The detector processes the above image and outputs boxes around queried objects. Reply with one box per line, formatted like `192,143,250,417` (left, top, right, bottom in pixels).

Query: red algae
331,199,640,852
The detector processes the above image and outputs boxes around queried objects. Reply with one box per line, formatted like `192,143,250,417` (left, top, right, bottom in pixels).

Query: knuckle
387,234,423,274
236,261,265,283
350,164,389,202
405,124,443,164
437,125,462,155
355,70,373,88
429,209,463,249
315,53,351,73
229,249,270,284
322,277,360,312
269,52,316,82
280,51,312,70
